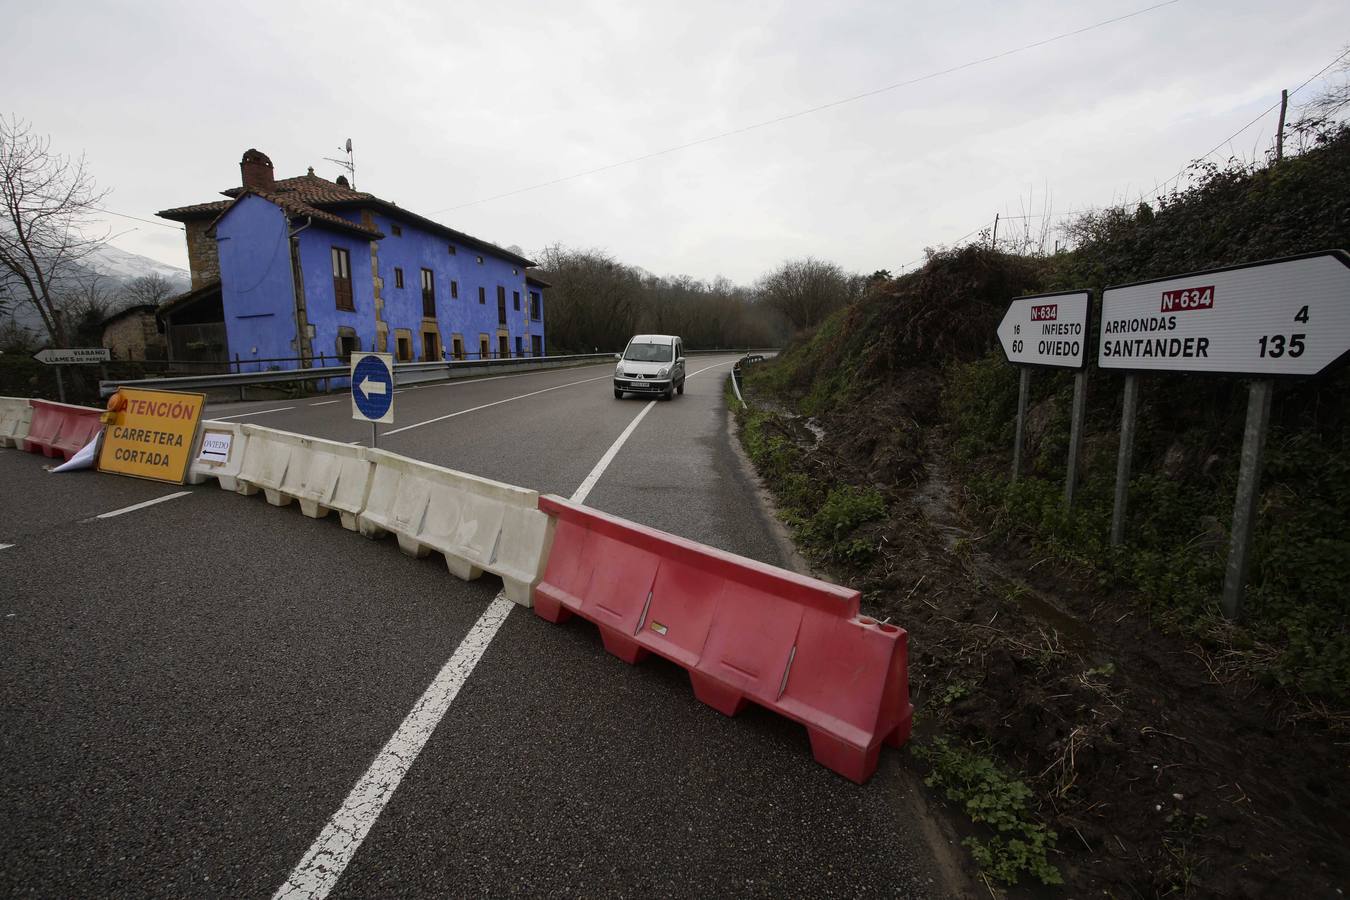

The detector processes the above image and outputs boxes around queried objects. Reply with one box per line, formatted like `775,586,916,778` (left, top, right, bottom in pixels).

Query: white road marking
273,386,669,899
571,401,656,504
210,406,296,420
90,491,191,520
272,597,514,900
0,543,14,551
309,399,342,407
382,373,611,436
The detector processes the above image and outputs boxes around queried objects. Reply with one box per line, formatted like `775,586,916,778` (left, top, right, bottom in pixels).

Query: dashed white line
381,373,611,436
0,543,14,551
209,406,296,420
89,491,192,520
308,399,342,407
273,381,673,899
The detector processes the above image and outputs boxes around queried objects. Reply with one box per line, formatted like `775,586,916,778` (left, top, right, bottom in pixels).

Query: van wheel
614,389,623,399
663,388,674,401
676,381,684,395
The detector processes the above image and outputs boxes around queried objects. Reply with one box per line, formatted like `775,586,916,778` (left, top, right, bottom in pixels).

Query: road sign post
1098,251,1350,614
1012,367,1030,482
1064,370,1089,509
350,352,394,447
997,291,1091,496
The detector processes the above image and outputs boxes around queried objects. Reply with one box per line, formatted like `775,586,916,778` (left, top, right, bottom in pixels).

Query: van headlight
615,363,624,375
657,367,668,378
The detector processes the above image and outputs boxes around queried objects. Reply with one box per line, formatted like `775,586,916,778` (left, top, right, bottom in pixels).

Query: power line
1158,44,1350,193
94,206,184,230
429,0,1182,215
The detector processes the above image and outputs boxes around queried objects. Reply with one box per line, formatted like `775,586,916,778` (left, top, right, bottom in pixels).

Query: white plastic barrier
0,397,33,449
186,420,248,491
357,449,554,606
237,425,374,530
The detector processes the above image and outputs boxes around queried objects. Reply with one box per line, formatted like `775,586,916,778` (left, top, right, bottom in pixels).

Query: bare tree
0,116,109,346
754,258,860,331
1289,48,1350,152
120,272,176,308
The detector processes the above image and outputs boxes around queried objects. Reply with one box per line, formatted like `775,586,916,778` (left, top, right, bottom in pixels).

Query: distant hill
2,243,190,338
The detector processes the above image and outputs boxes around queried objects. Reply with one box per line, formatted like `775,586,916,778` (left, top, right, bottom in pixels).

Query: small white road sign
997,291,1091,369
1098,251,1350,376
32,347,110,365
350,352,395,424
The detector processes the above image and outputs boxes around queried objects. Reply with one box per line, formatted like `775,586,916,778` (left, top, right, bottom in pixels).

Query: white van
613,334,686,400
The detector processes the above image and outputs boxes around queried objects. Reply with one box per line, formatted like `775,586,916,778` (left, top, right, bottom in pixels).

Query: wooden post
235,353,245,402
1221,379,1274,619
1276,89,1288,162
991,213,1000,251
1110,374,1139,546
1064,370,1088,511
1011,367,1030,482
54,365,67,403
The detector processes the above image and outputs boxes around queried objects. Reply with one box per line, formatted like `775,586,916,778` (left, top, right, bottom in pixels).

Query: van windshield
623,342,673,362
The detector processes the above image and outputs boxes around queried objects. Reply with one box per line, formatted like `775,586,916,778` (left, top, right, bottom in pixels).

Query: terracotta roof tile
156,199,232,220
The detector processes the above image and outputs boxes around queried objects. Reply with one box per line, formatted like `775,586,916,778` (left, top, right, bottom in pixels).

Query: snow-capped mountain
81,244,190,292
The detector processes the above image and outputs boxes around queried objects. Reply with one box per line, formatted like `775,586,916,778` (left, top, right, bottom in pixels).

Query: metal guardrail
99,349,777,398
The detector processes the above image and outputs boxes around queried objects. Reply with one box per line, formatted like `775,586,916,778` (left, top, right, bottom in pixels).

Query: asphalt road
0,354,959,897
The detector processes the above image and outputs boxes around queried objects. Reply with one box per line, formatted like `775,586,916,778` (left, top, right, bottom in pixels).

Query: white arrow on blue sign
350,352,395,424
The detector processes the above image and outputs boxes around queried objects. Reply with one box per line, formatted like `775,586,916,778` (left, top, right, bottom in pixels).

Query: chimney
240,148,275,191
336,175,350,188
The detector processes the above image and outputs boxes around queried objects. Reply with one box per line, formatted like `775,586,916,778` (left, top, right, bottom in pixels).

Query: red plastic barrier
533,495,913,784
22,400,103,460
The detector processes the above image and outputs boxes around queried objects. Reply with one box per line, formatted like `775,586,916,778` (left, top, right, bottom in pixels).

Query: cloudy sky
5,0,1346,284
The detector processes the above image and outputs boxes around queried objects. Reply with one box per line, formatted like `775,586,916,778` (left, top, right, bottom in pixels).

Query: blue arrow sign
351,353,394,423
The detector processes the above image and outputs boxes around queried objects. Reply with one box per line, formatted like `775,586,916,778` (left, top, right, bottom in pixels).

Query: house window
475,255,483,264
512,290,520,311
497,286,507,325
338,332,359,359
448,244,456,255
529,291,541,320
498,334,509,359
391,223,402,236
452,335,464,360
479,335,490,359
531,335,542,357
396,333,412,361
421,268,435,317
450,280,458,299
515,336,523,357
478,286,485,305
422,331,439,360
331,247,353,311
394,267,404,289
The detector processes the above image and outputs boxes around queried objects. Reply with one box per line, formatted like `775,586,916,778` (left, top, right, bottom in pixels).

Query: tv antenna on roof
323,138,356,188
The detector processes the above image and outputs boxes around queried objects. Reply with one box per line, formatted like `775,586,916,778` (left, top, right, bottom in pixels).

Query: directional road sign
33,347,110,365
1098,250,1350,376
997,291,1091,369
350,352,394,424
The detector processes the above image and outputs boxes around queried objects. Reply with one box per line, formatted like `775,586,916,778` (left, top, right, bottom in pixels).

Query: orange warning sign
97,388,205,484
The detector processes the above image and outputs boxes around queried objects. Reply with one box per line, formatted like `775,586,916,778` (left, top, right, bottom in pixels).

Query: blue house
157,149,547,371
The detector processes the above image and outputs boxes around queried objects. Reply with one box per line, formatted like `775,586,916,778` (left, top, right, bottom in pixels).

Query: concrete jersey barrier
22,399,103,460
0,397,34,449
531,494,913,784
186,421,249,492
237,425,374,530
357,449,553,606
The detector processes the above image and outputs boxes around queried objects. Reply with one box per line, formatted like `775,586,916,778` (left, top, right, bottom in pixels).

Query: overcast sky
5,0,1346,284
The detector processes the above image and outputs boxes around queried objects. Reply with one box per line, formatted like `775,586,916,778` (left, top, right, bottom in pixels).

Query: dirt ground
742,374,1350,899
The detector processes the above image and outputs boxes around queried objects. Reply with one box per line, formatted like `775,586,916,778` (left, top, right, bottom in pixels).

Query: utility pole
1276,89,1288,161
991,213,1000,251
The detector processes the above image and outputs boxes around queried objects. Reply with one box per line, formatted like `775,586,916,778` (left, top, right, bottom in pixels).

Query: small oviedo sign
98,388,205,484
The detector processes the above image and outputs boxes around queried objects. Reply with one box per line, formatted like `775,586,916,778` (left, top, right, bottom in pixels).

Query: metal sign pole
1221,379,1274,619
55,365,67,403
1110,374,1139,547
371,421,377,449
1064,369,1088,511
1011,367,1030,482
